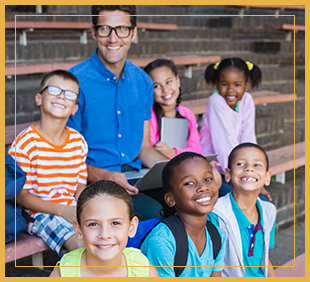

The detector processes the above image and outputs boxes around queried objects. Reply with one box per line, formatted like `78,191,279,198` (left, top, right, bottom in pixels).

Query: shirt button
250,234,253,237
107,78,110,81
251,243,254,247
121,153,125,157
113,76,117,80
118,134,122,138
117,110,121,114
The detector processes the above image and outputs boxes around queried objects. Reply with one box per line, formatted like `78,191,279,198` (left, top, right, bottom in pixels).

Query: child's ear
35,93,42,106
176,75,181,88
128,216,139,238
164,192,176,208
73,220,84,241
245,81,250,92
264,171,272,186
224,168,231,183
71,104,79,116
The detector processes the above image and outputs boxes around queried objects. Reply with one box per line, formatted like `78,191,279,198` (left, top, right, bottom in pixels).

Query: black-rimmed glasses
40,85,78,101
94,25,136,38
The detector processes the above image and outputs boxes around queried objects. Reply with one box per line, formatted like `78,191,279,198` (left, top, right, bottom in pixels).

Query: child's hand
210,160,221,168
59,205,76,223
153,141,176,158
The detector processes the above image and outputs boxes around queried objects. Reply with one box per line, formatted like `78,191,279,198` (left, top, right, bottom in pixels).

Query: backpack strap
206,220,221,259
161,215,188,277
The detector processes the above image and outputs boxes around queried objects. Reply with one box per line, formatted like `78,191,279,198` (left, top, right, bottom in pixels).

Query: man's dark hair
162,152,209,194
228,142,269,171
91,5,137,26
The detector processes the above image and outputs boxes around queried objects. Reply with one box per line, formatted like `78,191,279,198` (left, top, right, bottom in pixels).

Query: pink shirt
200,91,257,174
150,105,202,157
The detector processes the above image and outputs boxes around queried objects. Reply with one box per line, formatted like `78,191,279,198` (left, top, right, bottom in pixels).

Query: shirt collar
229,192,264,229
91,48,126,81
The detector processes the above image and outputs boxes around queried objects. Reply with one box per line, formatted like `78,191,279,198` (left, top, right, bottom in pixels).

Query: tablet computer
124,154,218,191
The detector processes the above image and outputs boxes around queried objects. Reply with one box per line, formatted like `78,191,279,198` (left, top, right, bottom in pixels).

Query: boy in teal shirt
208,142,276,277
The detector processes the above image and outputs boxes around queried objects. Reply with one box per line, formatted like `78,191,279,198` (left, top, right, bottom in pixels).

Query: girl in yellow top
49,180,159,277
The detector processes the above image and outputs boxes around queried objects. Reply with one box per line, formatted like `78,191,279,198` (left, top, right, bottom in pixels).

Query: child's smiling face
225,147,271,194
149,66,180,108
74,194,138,266
216,67,250,110
165,157,219,217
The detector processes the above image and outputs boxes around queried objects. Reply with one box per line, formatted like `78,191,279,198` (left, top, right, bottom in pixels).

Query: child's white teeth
196,196,211,202
242,177,257,182
164,94,172,99
98,244,113,249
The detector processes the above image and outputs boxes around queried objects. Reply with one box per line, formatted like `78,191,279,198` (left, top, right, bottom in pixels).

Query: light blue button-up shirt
67,49,153,172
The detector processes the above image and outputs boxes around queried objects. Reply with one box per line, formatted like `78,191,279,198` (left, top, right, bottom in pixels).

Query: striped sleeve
8,125,89,214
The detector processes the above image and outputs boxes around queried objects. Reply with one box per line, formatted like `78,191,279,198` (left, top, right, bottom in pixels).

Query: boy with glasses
9,70,88,256
67,6,169,220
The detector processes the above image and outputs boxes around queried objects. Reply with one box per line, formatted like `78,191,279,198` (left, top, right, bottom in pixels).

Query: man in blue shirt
67,5,168,219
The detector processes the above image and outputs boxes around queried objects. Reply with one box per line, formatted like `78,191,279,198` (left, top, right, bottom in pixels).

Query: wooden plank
5,21,177,31
181,91,297,115
5,55,221,76
5,21,91,29
233,5,305,10
274,253,305,277
5,233,49,263
5,92,296,145
282,24,305,32
267,142,305,176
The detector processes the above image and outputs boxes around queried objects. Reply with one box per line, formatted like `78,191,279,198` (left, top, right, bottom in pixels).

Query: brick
253,41,281,53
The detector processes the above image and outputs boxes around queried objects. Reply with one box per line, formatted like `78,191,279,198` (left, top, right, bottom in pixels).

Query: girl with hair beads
49,180,158,277
144,59,203,158
200,57,270,200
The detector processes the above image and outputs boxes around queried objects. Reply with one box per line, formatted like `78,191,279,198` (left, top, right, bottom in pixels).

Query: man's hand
58,205,76,223
87,164,139,196
153,141,176,158
260,186,272,201
103,170,139,196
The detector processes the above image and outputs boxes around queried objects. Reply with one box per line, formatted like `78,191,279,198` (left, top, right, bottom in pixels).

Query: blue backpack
127,214,221,277
5,154,28,243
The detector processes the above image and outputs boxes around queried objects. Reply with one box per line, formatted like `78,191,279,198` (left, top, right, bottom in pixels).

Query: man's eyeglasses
94,25,136,38
40,85,79,101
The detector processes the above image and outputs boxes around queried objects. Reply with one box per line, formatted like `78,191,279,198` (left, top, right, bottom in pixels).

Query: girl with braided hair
200,57,270,201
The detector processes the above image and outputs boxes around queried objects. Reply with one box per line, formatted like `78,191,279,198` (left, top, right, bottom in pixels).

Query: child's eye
166,80,172,84
254,164,262,167
184,181,195,186
204,177,212,182
111,221,121,226
88,222,98,227
154,84,160,89
237,162,245,166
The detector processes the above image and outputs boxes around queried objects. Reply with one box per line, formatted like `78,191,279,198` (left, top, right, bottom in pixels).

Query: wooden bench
232,5,305,16
5,232,49,268
5,90,296,146
268,141,305,184
274,253,305,277
264,23,305,41
5,21,178,46
182,90,297,115
5,54,221,79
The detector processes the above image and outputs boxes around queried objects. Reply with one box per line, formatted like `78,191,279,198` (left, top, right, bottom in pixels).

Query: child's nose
197,181,209,192
98,227,112,240
245,165,254,172
57,90,66,100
